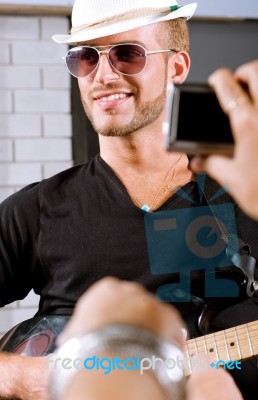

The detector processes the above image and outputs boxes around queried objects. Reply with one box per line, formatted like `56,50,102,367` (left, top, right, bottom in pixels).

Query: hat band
71,6,179,35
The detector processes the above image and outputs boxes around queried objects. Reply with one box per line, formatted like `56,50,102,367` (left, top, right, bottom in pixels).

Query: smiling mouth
95,93,132,102
101,93,129,101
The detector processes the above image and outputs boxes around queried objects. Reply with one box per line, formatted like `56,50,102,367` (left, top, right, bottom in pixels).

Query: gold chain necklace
129,154,183,212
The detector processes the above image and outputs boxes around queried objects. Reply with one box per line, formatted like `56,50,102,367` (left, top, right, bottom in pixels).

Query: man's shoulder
0,181,40,213
0,182,41,231
0,157,99,216
40,156,100,196
41,162,88,188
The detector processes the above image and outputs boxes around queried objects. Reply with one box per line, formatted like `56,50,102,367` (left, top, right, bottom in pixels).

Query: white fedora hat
53,0,197,45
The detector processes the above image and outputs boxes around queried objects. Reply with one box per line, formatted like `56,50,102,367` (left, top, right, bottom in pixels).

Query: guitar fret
246,324,254,356
185,343,191,360
234,327,242,359
213,330,232,361
247,321,258,356
223,329,230,361
234,323,254,359
201,332,218,361
187,340,197,358
212,332,219,361
203,334,208,355
194,335,209,355
194,337,198,354
185,342,192,375
224,326,240,360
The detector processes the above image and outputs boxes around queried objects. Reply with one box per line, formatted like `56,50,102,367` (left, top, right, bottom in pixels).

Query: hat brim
53,3,197,45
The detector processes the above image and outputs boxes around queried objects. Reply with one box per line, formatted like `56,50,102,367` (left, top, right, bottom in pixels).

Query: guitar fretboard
184,320,258,375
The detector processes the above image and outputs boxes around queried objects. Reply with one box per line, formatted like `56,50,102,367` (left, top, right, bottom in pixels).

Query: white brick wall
0,42,10,64
0,14,73,339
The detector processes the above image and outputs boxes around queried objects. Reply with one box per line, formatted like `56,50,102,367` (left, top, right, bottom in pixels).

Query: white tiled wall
0,14,73,339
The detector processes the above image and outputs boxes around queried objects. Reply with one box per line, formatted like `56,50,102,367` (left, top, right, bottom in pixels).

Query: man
0,0,257,399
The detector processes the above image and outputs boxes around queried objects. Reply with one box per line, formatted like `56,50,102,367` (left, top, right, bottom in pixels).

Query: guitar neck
184,320,258,375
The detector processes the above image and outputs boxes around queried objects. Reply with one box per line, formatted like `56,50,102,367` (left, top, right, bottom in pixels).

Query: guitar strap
199,173,257,297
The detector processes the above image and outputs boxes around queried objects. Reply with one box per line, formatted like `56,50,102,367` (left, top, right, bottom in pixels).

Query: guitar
0,314,257,377
0,259,257,372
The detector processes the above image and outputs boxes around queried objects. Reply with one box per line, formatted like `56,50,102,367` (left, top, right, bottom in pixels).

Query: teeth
100,93,127,101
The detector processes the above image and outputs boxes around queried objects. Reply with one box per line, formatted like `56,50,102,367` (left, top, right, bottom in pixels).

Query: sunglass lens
109,44,146,75
66,47,99,78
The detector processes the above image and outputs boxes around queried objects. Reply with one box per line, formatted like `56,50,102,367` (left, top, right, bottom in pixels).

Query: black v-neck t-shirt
1,155,258,399
1,154,258,312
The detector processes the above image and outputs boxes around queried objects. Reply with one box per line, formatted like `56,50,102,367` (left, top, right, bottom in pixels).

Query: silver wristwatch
49,324,185,400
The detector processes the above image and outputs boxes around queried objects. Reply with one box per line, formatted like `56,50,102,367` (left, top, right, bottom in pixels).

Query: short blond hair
158,18,190,52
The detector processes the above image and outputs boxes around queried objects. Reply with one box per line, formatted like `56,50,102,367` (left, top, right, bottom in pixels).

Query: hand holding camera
190,60,258,220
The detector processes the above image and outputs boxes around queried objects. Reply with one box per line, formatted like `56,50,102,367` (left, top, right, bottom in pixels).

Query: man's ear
167,51,191,84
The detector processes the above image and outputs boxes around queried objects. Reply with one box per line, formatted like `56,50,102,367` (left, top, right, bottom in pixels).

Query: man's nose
93,53,120,84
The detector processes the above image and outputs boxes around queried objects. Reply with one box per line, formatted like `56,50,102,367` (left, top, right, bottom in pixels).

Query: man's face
77,24,171,137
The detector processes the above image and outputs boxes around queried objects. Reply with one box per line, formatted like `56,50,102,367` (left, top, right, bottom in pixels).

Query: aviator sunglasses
64,43,177,78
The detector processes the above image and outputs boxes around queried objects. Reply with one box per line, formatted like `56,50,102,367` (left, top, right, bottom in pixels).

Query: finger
208,69,250,117
235,60,258,105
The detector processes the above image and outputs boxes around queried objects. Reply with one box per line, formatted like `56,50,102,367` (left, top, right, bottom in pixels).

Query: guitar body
0,315,69,356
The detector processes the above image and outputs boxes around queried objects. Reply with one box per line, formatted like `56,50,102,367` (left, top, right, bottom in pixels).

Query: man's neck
99,125,184,175
98,125,194,211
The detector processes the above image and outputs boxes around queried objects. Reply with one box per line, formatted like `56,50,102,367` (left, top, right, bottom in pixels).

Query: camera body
163,82,234,156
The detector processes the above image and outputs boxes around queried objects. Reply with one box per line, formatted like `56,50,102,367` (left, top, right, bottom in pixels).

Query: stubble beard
81,80,168,137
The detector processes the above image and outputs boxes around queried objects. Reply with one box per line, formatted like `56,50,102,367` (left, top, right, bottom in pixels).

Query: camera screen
177,89,233,143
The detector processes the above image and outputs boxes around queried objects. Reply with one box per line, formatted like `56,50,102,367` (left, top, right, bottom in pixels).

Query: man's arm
62,362,167,400
0,353,48,400
0,185,44,399
59,360,244,400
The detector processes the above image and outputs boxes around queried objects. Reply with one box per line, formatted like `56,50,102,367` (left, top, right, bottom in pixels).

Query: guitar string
186,324,258,359
212,332,219,361
223,330,230,360
188,321,258,344
246,324,254,355
187,334,258,349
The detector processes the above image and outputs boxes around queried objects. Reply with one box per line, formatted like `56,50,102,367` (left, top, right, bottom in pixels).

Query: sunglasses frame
63,43,178,78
